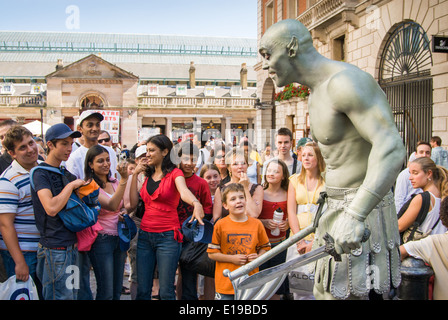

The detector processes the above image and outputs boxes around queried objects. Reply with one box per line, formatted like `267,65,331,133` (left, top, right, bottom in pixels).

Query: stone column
189,61,196,89
240,63,248,89
225,117,232,143
165,116,173,140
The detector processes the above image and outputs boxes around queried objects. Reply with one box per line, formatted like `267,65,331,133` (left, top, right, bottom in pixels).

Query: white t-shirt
65,144,118,180
404,232,448,300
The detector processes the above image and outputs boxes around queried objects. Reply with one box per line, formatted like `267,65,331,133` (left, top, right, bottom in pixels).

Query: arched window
379,21,433,161
379,21,432,84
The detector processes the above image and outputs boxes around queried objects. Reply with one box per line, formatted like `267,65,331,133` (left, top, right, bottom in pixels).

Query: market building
256,0,448,158
0,31,258,146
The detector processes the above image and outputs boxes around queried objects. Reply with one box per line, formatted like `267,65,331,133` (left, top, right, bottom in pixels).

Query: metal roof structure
0,31,257,58
0,31,258,82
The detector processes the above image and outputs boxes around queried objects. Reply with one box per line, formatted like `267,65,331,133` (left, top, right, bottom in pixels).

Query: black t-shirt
0,152,12,175
31,163,78,248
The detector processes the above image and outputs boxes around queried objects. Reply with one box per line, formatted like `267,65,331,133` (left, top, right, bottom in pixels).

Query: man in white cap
65,110,118,180
64,110,118,300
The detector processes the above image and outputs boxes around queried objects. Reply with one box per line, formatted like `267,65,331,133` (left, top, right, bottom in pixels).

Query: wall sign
433,36,448,53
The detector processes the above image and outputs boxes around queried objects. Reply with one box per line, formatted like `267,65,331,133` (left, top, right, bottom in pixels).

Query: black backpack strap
407,191,431,241
415,191,431,226
292,157,297,175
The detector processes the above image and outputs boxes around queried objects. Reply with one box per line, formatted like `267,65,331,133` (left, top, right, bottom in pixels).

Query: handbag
179,240,215,278
30,166,99,232
135,195,145,219
398,191,431,244
286,244,315,296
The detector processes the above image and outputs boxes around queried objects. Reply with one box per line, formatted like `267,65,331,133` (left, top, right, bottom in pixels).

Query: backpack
30,166,100,233
397,191,435,244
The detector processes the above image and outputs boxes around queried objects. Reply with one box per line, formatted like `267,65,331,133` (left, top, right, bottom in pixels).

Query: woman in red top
129,134,204,300
258,159,290,300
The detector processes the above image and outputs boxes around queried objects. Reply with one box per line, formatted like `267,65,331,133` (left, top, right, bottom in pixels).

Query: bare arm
327,69,406,253
129,163,146,210
245,185,263,218
208,252,248,266
0,213,29,281
98,179,128,212
175,175,204,225
329,70,406,219
97,163,128,212
397,195,423,232
287,182,300,234
212,186,223,223
37,179,87,217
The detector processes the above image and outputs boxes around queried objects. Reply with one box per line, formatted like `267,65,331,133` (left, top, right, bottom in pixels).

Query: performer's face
259,39,294,87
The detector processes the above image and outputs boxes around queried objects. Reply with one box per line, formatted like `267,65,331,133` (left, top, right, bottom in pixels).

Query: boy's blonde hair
221,183,246,204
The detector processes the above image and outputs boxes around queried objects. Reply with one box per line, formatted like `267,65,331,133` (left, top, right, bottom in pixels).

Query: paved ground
89,267,132,300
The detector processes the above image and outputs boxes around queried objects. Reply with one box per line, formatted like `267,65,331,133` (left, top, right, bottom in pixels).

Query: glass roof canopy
0,31,257,57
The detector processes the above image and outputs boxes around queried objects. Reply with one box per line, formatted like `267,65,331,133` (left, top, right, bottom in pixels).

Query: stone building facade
256,0,448,157
0,32,258,147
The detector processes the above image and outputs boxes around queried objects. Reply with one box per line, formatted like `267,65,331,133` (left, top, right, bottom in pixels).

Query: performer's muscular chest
308,94,351,145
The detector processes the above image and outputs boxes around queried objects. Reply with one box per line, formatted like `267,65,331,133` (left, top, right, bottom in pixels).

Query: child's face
222,190,246,215
127,163,136,176
48,137,73,162
265,162,283,185
203,169,221,192
180,154,197,176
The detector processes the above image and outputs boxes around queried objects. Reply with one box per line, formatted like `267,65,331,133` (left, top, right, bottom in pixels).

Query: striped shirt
0,160,40,251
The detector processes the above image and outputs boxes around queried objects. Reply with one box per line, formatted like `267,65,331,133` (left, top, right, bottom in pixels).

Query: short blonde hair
221,183,245,204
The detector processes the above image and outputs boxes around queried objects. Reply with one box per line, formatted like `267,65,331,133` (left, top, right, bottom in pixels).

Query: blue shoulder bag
30,166,100,232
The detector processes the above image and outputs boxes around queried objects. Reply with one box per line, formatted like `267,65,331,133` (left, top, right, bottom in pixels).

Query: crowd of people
0,111,447,300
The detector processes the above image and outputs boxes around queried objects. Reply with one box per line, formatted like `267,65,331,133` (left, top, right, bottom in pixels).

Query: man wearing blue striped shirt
0,125,41,294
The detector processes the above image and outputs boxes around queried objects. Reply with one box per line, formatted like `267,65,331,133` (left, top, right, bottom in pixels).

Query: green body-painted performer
259,19,406,299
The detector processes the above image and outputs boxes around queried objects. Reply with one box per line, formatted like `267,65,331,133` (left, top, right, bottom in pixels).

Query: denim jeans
0,250,42,298
136,229,181,300
88,233,127,300
179,240,198,300
76,251,93,300
36,244,78,300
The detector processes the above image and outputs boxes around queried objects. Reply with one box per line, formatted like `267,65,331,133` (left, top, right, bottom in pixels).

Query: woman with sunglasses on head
212,142,230,185
128,134,204,300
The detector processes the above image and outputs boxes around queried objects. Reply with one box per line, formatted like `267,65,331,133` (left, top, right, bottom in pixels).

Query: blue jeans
180,240,198,300
136,229,181,300
36,244,78,300
0,250,42,298
88,233,127,300
76,251,93,300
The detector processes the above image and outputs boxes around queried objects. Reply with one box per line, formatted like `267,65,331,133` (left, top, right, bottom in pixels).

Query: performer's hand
331,212,365,254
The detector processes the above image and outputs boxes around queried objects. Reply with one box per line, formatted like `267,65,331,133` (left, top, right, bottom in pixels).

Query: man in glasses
66,111,118,180
98,130,113,147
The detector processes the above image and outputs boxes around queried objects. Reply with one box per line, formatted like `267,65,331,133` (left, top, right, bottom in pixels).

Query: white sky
0,0,258,38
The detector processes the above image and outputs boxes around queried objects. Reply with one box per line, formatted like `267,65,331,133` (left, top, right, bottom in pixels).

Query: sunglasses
98,138,110,143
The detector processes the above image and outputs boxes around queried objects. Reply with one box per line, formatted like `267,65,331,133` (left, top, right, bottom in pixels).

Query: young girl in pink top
84,145,129,300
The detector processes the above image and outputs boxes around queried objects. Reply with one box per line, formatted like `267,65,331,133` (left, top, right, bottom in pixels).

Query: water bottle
271,208,284,236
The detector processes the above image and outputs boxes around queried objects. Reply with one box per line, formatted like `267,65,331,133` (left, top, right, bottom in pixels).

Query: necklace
304,176,319,212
